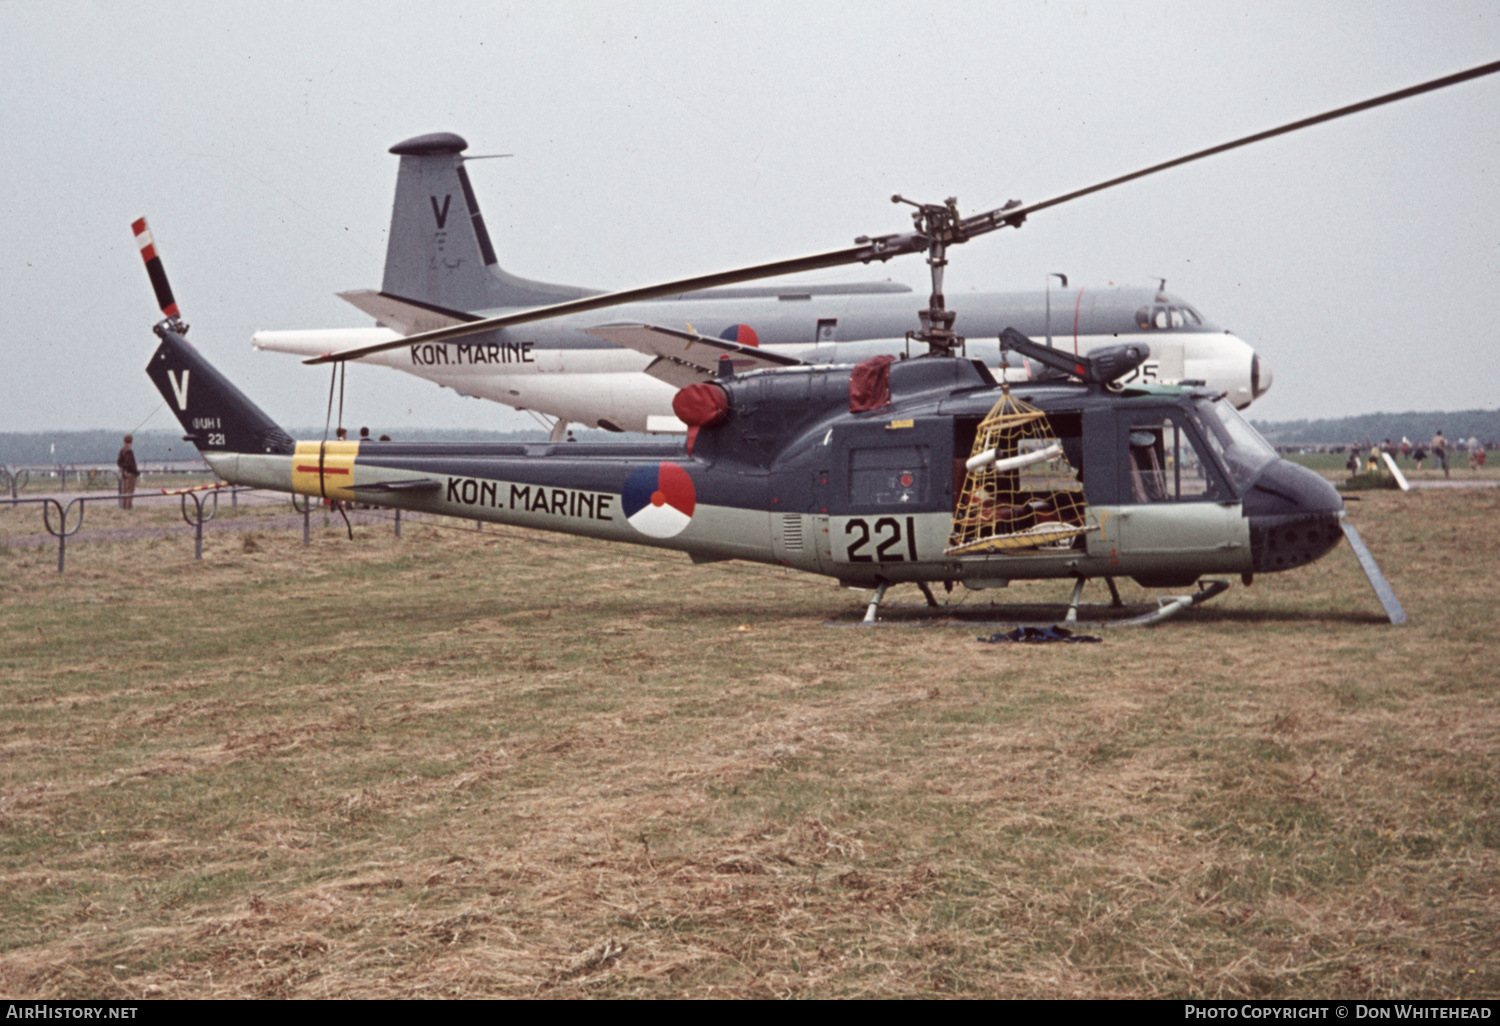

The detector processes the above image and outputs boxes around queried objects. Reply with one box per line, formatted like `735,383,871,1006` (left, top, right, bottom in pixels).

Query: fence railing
2,486,410,572
2,462,210,499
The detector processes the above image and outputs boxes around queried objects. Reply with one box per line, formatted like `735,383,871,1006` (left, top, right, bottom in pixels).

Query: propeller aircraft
137,60,1500,625
249,145,1269,436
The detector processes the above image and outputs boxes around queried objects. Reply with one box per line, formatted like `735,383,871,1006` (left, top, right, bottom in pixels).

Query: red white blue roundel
719,324,760,347
622,462,696,538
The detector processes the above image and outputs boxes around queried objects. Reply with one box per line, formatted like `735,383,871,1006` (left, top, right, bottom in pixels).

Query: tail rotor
132,217,187,334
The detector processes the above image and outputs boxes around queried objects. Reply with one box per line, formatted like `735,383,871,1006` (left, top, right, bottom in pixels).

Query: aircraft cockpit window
1134,305,1202,330
1199,398,1278,491
1127,417,1220,502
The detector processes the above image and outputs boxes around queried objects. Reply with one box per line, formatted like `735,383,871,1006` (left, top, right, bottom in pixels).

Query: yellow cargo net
945,390,1096,556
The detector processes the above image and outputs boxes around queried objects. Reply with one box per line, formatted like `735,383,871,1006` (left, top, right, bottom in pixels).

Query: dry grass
0,489,1496,998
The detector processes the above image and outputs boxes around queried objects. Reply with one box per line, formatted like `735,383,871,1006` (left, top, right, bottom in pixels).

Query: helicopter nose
1243,459,1344,573
1252,353,1274,399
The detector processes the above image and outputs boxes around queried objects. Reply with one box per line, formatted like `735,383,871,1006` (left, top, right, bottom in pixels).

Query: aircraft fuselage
256,285,1267,432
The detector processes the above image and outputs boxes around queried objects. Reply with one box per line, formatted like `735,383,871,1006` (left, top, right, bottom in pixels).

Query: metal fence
2,486,410,573
2,462,210,499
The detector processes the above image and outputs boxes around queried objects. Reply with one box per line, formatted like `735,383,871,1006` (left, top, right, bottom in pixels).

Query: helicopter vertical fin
146,328,295,456
382,133,599,312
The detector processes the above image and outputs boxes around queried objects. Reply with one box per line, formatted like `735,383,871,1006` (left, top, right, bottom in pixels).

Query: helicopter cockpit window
1134,305,1202,331
1198,397,1278,491
1126,416,1220,502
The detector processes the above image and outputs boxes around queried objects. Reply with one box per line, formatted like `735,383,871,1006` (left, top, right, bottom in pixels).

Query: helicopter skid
838,577,1231,628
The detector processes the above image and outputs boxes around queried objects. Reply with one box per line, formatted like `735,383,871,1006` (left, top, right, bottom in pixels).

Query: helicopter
137,60,1500,626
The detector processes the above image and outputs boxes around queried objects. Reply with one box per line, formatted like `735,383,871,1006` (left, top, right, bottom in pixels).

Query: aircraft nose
1252,352,1273,399
1243,460,1344,573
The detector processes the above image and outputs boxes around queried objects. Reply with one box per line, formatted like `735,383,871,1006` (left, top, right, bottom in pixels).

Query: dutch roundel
621,462,697,538
718,324,759,347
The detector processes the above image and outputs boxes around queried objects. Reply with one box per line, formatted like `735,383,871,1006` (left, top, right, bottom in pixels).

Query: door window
1126,416,1221,502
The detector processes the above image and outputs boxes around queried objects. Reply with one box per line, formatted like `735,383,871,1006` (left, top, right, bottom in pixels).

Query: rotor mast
893,194,1026,357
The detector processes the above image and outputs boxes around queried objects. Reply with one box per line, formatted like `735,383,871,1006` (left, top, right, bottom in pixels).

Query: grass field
1,488,1496,998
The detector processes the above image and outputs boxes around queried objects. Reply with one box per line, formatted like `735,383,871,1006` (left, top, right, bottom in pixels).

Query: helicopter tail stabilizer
146,327,295,457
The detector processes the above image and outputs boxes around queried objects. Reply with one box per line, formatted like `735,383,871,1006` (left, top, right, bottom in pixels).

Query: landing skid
842,577,1232,628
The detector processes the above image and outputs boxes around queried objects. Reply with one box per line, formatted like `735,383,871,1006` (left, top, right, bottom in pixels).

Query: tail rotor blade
132,217,181,321
1341,523,1407,625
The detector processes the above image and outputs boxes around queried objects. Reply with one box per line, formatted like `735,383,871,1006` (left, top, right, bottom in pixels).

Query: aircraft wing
586,324,809,388
336,290,480,335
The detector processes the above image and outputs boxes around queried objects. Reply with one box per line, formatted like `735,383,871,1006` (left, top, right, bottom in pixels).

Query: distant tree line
0,427,565,466
1249,409,1499,447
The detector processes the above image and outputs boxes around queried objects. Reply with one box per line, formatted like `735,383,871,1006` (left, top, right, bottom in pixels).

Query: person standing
1431,430,1449,479
116,434,139,509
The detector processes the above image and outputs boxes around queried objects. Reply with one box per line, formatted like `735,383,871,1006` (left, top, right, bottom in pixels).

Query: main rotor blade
303,235,927,364
306,58,1500,366
950,57,1500,242
1341,523,1407,625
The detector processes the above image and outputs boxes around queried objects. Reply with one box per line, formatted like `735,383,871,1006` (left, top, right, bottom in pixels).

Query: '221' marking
844,516,919,563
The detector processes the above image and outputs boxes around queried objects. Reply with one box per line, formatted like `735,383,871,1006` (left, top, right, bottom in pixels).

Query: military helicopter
139,60,1500,626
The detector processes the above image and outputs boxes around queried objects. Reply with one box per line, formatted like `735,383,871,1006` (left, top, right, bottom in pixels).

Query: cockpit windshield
1197,397,1279,491
1134,304,1203,330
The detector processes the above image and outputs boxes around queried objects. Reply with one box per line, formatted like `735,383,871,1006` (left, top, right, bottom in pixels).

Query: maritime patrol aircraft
246,60,1500,442
250,133,1270,438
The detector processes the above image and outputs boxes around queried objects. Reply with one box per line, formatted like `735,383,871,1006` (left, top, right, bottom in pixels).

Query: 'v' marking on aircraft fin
167,369,190,409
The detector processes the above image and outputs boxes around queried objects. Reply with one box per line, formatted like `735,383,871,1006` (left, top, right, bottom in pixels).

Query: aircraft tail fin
146,327,295,456
381,133,599,313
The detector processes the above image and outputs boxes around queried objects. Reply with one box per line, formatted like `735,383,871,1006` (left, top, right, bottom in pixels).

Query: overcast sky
3,1,1497,434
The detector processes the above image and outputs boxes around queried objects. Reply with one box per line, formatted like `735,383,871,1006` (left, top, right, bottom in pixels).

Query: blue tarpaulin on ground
977,625,1102,644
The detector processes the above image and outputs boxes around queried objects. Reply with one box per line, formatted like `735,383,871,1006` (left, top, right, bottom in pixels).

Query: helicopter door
1107,410,1244,566
823,419,951,569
